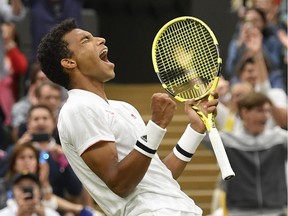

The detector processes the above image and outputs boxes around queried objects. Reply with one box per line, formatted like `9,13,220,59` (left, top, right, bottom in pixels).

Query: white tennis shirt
58,89,202,216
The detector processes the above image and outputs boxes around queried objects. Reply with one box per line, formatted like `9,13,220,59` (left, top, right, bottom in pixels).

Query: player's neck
71,80,108,101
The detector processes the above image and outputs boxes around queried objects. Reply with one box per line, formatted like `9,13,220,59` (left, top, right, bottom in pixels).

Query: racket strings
154,19,219,99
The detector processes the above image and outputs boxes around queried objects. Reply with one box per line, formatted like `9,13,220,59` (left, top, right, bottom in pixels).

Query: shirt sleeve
58,103,116,156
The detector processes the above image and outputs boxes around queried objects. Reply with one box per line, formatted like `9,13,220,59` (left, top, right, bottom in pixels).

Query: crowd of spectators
210,0,287,215
0,0,287,216
0,0,103,215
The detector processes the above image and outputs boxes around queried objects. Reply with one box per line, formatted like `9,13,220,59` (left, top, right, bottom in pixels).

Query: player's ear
61,58,77,70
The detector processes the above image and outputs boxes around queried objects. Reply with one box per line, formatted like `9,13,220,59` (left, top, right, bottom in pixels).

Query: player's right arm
81,93,176,198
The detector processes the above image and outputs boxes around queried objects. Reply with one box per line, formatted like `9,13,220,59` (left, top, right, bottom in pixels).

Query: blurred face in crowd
239,62,258,86
35,70,49,87
217,76,230,98
244,9,265,31
13,178,41,205
14,147,38,174
27,107,55,135
240,102,271,135
1,22,16,41
38,84,62,114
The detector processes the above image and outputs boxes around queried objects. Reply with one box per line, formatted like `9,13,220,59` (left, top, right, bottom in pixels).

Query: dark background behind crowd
17,0,239,83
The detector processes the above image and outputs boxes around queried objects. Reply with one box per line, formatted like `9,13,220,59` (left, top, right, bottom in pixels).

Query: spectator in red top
3,22,28,99
0,22,28,126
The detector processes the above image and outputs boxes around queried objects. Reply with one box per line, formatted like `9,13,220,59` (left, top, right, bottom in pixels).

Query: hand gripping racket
152,16,235,180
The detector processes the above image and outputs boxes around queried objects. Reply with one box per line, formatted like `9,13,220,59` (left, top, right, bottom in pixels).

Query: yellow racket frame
152,16,222,104
152,16,235,180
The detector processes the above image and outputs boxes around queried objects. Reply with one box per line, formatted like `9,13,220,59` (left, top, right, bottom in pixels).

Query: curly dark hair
37,19,78,90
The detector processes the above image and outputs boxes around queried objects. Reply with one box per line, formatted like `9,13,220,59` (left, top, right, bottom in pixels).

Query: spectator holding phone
15,80,64,141
15,104,95,210
0,142,103,215
11,63,49,142
0,172,60,216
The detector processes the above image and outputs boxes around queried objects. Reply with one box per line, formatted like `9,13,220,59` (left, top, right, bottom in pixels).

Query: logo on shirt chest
130,113,137,119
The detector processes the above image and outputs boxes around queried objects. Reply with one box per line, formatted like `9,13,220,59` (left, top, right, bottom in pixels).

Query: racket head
152,16,222,102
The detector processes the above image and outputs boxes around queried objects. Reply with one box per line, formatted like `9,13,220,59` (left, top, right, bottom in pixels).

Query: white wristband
134,120,167,158
173,124,205,162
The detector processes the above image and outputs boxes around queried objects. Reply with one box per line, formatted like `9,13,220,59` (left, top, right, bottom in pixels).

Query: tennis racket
152,16,235,180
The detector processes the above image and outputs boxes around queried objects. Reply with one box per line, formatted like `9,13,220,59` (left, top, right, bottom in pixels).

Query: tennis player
37,19,219,216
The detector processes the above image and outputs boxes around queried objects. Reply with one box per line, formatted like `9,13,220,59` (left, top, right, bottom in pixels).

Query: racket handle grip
208,128,235,180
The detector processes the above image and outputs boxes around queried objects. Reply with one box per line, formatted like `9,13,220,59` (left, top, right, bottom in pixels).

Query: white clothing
138,208,201,216
0,0,26,22
265,87,287,108
58,89,202,216
0,199,60,216
265,88,287,129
